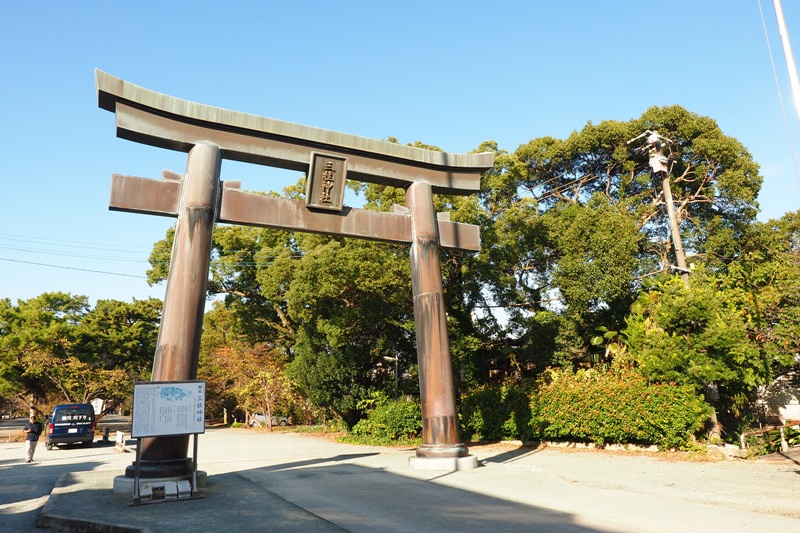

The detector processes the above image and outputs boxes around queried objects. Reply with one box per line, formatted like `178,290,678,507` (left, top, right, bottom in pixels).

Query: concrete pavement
1,422,800,532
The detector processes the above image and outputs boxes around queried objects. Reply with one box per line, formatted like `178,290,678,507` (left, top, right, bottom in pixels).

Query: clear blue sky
2,1,799,306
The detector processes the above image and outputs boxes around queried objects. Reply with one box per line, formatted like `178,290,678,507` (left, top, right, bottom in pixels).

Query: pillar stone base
125,458,194,479
415,442,469,459
408,455,477,471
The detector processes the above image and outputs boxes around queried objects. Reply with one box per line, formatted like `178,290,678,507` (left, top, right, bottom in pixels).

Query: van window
54,408,93,423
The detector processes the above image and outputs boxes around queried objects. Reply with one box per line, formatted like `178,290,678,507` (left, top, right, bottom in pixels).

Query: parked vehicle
248,414,289,427
45,404,96,449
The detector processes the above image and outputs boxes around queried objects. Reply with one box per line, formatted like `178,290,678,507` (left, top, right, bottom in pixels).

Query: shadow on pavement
478,444,548,466
38,451,605,533
0,458,108,532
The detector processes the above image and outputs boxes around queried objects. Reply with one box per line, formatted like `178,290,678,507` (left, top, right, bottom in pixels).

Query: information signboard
131,380,205,438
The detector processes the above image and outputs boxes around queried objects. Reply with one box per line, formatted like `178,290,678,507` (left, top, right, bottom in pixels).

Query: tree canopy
0,294,160,414
474,105,764,370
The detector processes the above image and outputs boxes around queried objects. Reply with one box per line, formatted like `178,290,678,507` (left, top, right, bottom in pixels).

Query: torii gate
95,70,494,476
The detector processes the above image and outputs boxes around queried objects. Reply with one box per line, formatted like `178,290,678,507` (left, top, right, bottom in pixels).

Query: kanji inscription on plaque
306,153,347,211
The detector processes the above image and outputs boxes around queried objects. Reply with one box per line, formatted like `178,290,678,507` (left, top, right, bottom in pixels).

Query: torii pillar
96,70,493,474
407,182,466,460
125,143,221,478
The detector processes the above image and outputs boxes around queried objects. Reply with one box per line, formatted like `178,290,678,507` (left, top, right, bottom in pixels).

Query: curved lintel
96,70,495,194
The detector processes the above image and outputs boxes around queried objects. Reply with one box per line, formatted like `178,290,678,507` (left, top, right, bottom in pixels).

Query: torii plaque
95,70,494,475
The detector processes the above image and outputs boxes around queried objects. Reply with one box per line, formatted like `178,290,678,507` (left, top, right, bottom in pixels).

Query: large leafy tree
475,106,762,370
0,293,160,412
715,211,800,388
624,275,759,400
285,237,415,427
513,106,760,261
75,298,161,377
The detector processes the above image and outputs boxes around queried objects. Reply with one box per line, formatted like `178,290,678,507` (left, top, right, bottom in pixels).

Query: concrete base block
138,482,152,499
163,481,178,500
113,471,207,495
177,479,192,497
408,455,478,471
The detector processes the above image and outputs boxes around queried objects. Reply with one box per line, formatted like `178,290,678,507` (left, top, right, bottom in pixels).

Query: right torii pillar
407,182,473,469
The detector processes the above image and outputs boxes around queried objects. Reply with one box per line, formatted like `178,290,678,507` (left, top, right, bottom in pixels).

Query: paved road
0,416,132,532
1,418,799,532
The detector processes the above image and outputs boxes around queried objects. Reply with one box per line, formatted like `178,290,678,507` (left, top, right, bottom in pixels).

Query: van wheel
84,441,93,448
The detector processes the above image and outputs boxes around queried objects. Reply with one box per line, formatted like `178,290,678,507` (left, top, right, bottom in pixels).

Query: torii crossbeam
96,70,494,476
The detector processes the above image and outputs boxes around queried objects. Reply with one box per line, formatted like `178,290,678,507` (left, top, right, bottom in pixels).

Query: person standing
23,415,42,463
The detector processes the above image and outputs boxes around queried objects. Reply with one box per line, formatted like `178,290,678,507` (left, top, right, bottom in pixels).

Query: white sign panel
132,380,205,438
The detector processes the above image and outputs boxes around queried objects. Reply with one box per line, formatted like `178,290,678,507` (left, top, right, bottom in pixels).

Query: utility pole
627,130,690,287
774,0,800,127
628,130,723,440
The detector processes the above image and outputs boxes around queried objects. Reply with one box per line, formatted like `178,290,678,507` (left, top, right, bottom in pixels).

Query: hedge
348,399,422,445
530,368,711,449
460,382,535,442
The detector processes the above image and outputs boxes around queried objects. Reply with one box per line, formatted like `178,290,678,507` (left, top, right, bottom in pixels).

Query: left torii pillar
125,143,221,478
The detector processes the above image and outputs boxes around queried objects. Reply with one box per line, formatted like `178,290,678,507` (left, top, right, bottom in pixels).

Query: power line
0,230,307,280
0,244,155,263
0,233,152,252
0,257,148,278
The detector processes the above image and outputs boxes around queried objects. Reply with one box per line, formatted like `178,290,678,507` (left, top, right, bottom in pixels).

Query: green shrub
460,382,534,442
344,400,422,445
530,368,711,449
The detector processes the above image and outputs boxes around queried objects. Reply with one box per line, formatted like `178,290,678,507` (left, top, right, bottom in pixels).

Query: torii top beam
95,70,494,195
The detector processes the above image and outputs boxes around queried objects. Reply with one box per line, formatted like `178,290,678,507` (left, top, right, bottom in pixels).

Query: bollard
116,431,126,452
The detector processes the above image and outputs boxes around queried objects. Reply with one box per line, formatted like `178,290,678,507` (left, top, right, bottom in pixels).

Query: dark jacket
24,420,42,442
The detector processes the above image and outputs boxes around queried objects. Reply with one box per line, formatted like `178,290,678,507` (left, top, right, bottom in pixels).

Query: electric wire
0,232,307,280
0,257,147,278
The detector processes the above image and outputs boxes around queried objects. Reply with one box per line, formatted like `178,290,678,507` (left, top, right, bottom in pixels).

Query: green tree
285,237,415,427
75,298,161,373
715,210,800,378
623,272,769,435
0,293,160,412
476,106,762,372
0,298,26,404
0,293,90,406
514,106,760,261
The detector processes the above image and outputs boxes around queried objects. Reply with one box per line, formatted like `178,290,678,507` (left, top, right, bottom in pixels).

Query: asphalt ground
1,418,800,532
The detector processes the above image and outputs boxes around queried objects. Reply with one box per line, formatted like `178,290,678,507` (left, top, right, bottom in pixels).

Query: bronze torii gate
95,70,494,476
